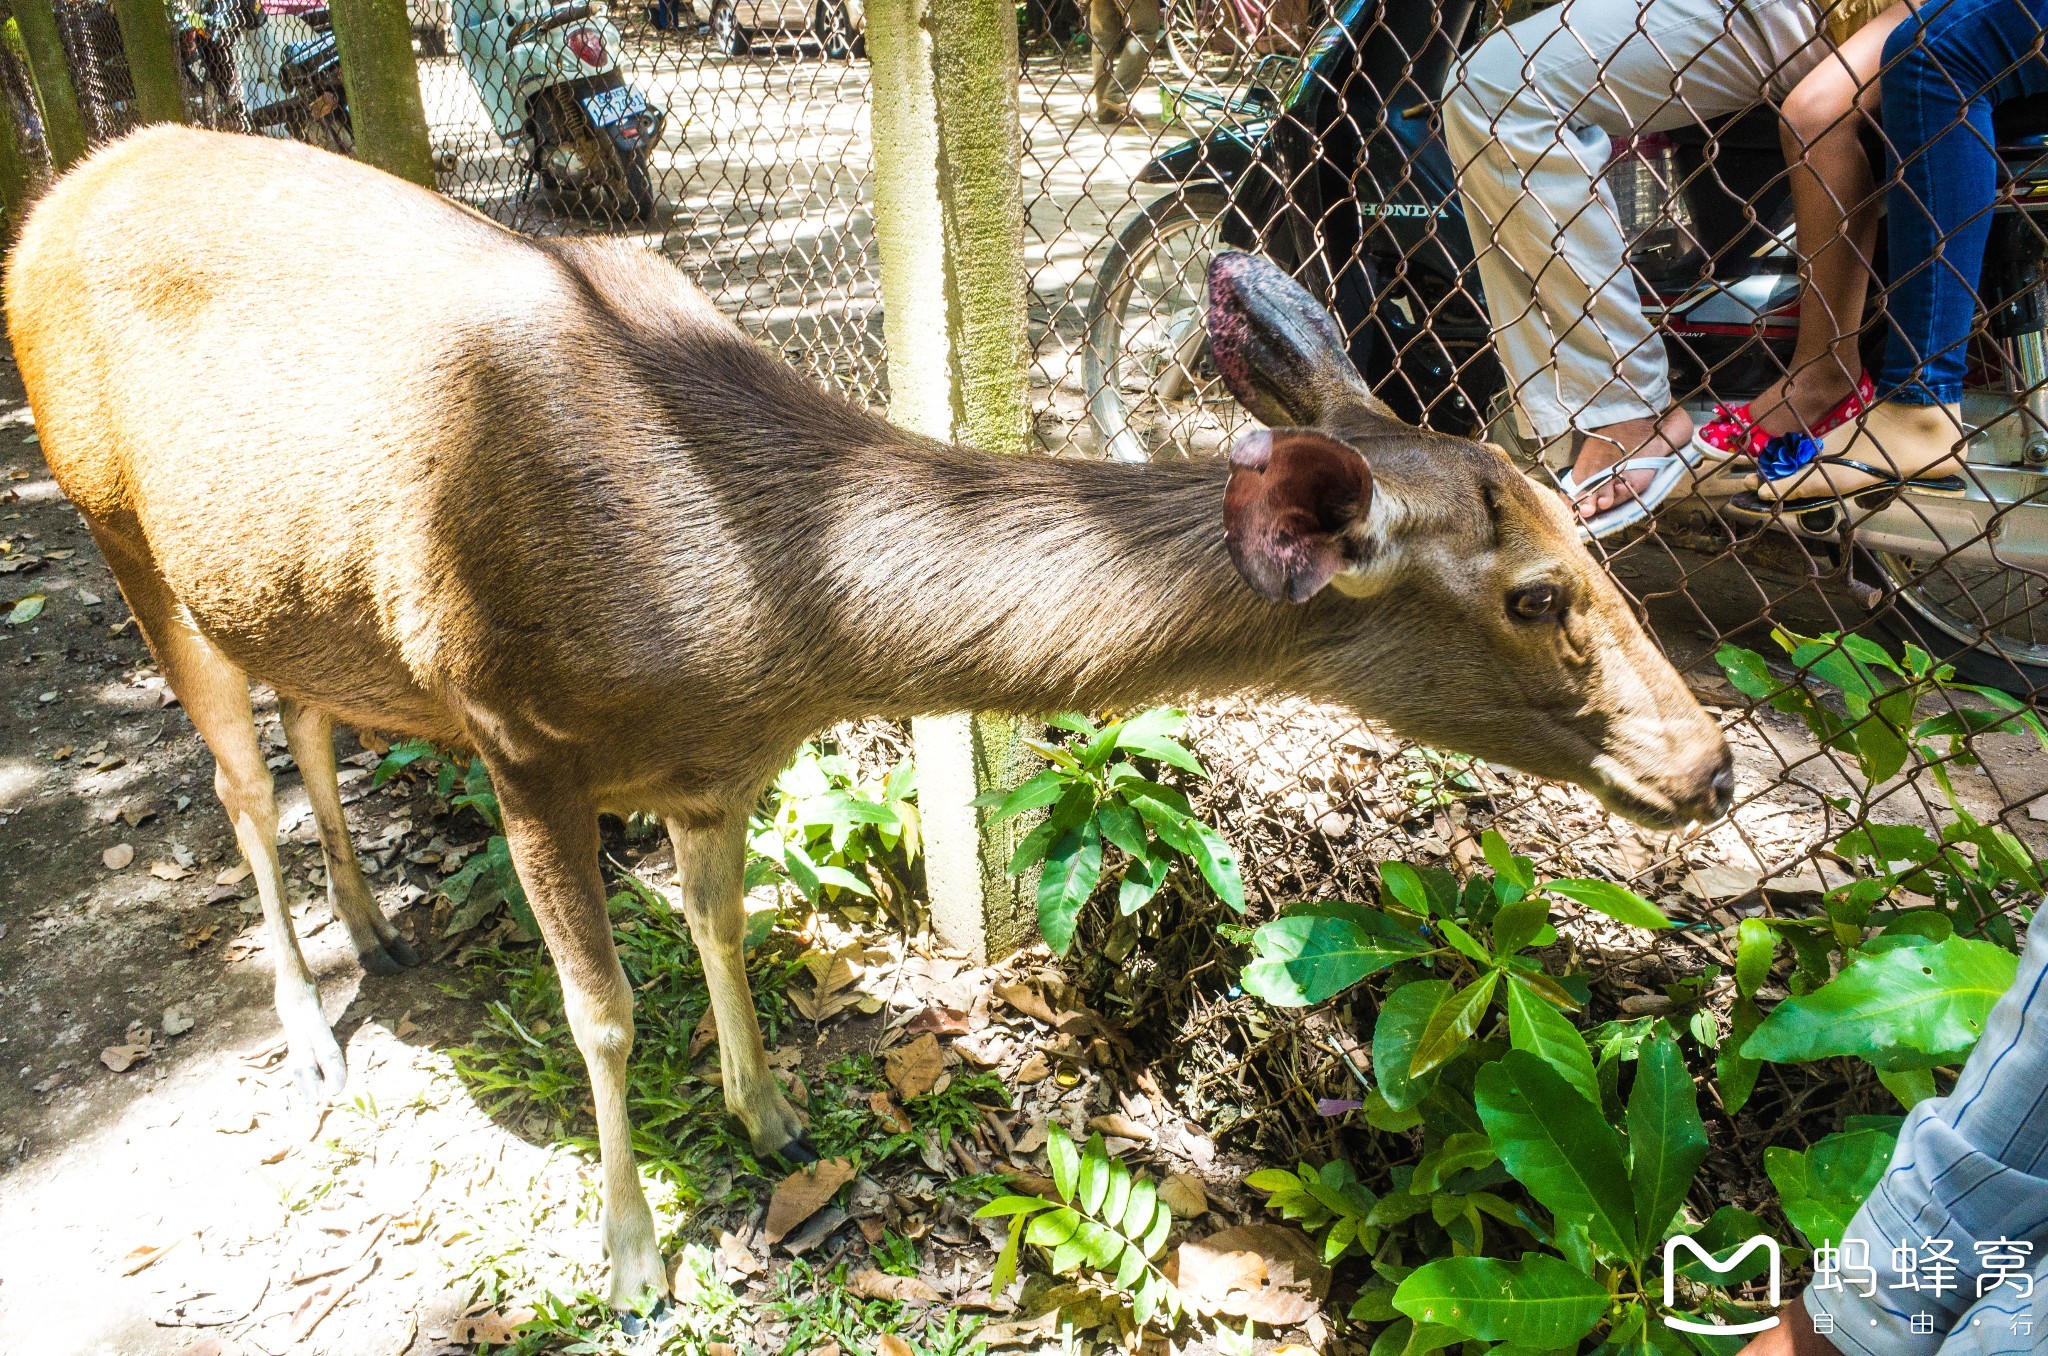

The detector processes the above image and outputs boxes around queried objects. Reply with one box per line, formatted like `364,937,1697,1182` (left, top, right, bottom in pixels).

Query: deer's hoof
383,933,424,967
773,1133,820,1166
359,934,423,975
286,1022,348,1103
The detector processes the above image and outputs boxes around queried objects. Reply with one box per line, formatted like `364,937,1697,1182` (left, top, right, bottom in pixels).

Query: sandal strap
1559,453,1684,500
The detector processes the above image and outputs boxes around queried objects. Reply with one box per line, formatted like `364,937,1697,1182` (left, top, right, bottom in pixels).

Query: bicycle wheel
1082,185,1250,462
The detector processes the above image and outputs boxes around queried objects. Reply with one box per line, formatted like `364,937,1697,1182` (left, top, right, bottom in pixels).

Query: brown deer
8,127,1730,1306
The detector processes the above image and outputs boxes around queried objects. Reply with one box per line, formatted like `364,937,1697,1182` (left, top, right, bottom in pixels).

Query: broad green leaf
1481,830,1536,894
1435,917,1492,965
1240,915,1426,1007
1379,861,1433,915
1026,1206,1082,1248
1476,1050,1639,1261
1734,918,1775,999
1006,782,1096,874
1095,800,1148,858
1036,821,1103,957
1410,972,1501,1079
1764,1127,1897,1249
1414,1132,1497,1191
1743,935,2017,1071
1393,1254,1608,1348
1716,997,1764,1114
5,594,44,626
1117,730,1206,777
1078,1134,1110,1215
1541,879,1671,930
1121,1176,1157,1238
1073,1218,1123,1269
1114,1240,1146,1289
1676,1206,1776,1284
978,768,1066,821
991,1212,1026,1294
976,1195,1054,1219
1627,1029,1709,1245
1374,980,1451,1111
1188,823,1245,912
1505,976,1599,1107
1492,895,1552,957
1876,1067,1937,1108
1048,1123,1079,1199
1116,848,1167,917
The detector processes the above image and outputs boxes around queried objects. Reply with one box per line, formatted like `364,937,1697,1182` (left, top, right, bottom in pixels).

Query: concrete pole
867,0,1037,962
9,0,86,168
328,0,435,187
108,0,186,124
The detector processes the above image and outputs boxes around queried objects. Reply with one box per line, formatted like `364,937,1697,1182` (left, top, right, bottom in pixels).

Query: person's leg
1106,0,1161,117
1748,5,1911,437
1089,0,1129,119
1758,0,2048,502
1442,0,1822,519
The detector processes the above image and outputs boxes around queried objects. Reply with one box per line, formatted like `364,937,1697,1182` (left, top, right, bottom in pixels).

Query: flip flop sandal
1554,441,1702,541
1726,455,1969,516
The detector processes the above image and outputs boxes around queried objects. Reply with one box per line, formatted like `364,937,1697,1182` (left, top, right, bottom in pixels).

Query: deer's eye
1508,583,1563,623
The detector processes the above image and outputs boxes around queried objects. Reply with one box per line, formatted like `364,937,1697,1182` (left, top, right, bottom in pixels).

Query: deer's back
8,128,759,747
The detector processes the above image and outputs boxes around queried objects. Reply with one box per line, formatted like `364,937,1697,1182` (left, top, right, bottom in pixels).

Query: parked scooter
454,0,666,220
174,0,255,129
1082,0,2048,691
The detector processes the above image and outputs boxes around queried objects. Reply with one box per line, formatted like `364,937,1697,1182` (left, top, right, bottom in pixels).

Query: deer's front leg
669,815,812,1160
493,768,667,1309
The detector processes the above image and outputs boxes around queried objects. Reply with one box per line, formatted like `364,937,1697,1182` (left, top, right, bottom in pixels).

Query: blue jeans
1880,0,2048,405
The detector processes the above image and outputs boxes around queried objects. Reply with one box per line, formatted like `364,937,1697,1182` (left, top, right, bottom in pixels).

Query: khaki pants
1440,0,1828,439
1091,0,1163,117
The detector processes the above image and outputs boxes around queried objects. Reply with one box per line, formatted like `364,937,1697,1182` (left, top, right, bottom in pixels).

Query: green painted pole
328,0,434,187
109,0,186,123
10,0,86,167
868,0,1036,961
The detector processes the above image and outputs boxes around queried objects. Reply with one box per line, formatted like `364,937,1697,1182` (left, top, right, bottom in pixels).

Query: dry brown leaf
149,860,192,881
764,1158,856,1244
904,1006,971,1036
689,1007,720,1058
1158,1172,1207,1218
162,1006,195,1037
453,1308,536,1345
103,843,134,870
992,982,1057,1025
1087,1113,1152,1141
714,1229,763,1279
1177,1224,1331,1325
100,1043,150,1073
1683,864,1763,900
707,1343,739,1356
121,1236,184,1275
884,1032,944,1100
851,1270,942,1303
876,1336,913,1356
214,862,252,887
805,1344,840,1356
869,1090,913,1134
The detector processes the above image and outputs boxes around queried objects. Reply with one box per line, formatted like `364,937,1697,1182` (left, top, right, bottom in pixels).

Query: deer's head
1206,252,1731,829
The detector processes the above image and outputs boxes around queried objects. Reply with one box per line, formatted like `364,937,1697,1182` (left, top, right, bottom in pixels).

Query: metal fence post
109,0,187,123
868,0,1037,962
9,0,86,167
328,0,435,187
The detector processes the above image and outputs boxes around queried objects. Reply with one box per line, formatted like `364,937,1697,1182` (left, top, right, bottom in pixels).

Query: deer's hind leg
279,698,421,976
86,522,346,1098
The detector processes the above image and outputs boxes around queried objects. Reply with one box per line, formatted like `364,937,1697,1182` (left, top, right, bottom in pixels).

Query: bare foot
1752,400,1964,503
1567,407,1694,520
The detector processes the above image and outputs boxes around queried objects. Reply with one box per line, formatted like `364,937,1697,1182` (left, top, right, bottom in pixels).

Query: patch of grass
764,1260,985,1356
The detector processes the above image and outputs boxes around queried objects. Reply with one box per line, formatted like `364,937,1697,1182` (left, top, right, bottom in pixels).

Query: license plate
582,86,649,128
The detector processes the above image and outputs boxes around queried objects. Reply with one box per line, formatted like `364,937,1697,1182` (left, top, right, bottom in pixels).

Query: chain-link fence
7,0,2046,937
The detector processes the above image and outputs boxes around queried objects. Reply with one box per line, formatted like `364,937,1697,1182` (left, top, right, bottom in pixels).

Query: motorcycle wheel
711,0,748,54
1081,184,1248,463
1861,548,2048,696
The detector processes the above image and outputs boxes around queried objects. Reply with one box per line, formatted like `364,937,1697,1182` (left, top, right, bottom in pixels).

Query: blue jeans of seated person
1880,0,2048,406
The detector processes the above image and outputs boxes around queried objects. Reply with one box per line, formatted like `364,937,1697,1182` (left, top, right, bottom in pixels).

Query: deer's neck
805,441,1324,717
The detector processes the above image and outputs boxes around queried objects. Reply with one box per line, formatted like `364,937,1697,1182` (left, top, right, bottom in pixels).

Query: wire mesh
14,0,2048,941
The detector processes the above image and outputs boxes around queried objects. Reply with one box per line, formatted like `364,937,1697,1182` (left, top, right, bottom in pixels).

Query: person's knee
1881,6,1945,80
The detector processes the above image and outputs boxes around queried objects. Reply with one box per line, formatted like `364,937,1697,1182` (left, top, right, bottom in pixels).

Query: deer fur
8,127,1730,1307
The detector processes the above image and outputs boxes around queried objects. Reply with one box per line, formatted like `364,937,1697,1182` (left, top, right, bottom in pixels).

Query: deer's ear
1206,251,1392,428
1223,429,1376,603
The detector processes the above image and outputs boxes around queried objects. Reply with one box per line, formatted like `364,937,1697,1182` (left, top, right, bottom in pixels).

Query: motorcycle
454,0,666,221
174,0,255,129
1082,0,2048,692
229,1,354,153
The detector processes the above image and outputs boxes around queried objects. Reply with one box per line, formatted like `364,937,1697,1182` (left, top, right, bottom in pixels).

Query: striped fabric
1803,922,2048,1355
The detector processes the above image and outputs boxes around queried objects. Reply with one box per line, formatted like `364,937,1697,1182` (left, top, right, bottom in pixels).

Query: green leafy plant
747,742,919,911
1243,1159,1384,1263
975,1124,1183,1329
373,739,535,937
1764,1119,1901,1252
975,708,1243,954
